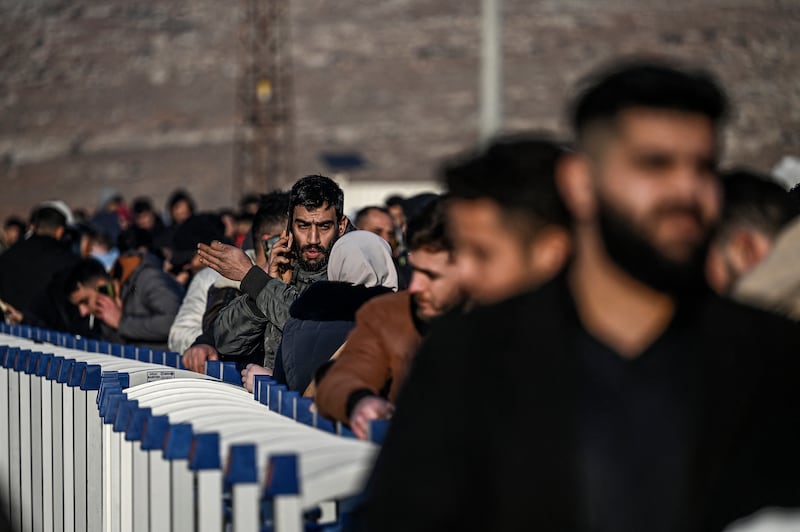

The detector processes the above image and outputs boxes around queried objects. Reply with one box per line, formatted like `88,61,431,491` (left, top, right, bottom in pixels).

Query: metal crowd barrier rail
0,323,382,532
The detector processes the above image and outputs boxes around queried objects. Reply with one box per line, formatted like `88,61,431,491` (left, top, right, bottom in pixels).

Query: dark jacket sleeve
213,266,300,359
118,268,184,343
212,293,268,357
360,315,475,532
252,276,300,331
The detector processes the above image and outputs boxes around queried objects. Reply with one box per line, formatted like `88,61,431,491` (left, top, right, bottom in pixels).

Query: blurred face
358,209,395,245
583,109,721,291
449,199,553,304
3,225,21,247
221,213,236,240
290,204,347,272
68,280,103,317
407,248,465,321
171,200,192,225
135,211,155,231
388,204,405,230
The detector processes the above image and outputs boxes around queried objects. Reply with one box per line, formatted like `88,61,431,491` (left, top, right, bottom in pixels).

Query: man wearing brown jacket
315,197,466,439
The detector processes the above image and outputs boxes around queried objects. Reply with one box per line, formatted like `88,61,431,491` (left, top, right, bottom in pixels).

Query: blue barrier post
151,350,165,365
136,348,152,363
221,363,241,386
190,433,223,532
268,384,287,413
368,419,391,445
141,414,171,530
280,391,300,418
114,399,140,530
127,407,153,531
164,351,180,369
123,345,137,361
226,444,259,532
295,398,314,426
263,454,302,532
164,423,195,531
254,375,275,404
206,360,222,380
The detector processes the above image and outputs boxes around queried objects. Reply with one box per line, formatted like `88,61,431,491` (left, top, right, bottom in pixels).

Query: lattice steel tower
233,0,295,197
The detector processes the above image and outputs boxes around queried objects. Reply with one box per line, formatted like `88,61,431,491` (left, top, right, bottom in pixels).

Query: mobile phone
96,283,115,299
277,217,294,273
264,235,281,258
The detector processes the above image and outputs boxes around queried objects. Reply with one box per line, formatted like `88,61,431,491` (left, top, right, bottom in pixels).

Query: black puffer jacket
212,266,326,371
274,281,394,392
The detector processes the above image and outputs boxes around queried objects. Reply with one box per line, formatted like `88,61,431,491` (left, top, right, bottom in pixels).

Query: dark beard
292,235,338,273
597,196,710,295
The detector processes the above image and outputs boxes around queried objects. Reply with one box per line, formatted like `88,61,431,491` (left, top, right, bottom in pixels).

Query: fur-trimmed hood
288,281,393,322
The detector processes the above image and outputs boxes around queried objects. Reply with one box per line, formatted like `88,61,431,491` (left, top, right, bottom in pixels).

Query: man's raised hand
197,240,254,281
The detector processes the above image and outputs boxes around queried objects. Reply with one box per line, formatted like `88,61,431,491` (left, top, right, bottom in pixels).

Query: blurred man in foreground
444,133,572,305
360,60,800,532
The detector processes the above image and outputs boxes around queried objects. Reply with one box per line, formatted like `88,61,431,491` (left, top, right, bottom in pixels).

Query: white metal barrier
0,325,380,532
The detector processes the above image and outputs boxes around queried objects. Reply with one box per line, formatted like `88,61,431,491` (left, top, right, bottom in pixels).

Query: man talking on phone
64,255,183,348
197,175,349,380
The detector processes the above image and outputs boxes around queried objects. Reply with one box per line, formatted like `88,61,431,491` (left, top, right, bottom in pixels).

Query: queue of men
2,57,800,531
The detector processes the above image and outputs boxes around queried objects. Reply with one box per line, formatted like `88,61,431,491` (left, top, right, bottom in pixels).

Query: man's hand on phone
267,231,294,283
95,293,122,329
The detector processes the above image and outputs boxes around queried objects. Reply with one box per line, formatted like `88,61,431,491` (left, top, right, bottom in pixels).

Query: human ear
529,226,572,283
556,153,595,223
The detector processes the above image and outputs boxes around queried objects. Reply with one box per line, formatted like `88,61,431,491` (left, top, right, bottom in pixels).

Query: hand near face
241,363,272,393
349,396,395,440
267,232,294,283
182,343,219,374
196,241,254,282
94,293,122,329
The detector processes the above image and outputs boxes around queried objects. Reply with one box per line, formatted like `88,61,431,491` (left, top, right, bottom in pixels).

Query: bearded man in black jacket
359,60,800,532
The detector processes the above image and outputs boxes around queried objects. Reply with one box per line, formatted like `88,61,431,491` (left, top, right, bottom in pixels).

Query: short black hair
406,195,452,254
117,226,154,254
354,206,391,228
385,195,405,208
716,168,799,242
132,197,155,215
4,216,26,232
570,59,728,141
239,193,262,210
289,175,344,222
251,190,290,250
443,133,571,232
167,189,196,214
64,258,109,296
31,206,67,233
234,212,254,224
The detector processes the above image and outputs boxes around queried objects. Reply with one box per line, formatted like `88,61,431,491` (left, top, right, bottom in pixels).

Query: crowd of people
2,57,800,530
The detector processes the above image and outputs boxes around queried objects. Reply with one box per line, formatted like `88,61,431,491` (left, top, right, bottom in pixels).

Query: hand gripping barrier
1,323,381,532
